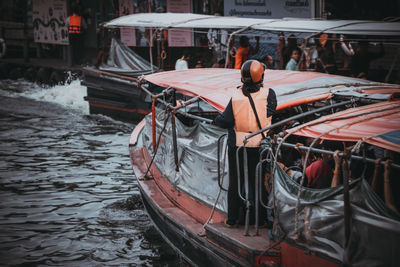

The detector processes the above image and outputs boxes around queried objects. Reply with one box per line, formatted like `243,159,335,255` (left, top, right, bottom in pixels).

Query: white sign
167,0,192,47
168,28,193,47
224,0,312,19
32,0,69,45
119,0,136,46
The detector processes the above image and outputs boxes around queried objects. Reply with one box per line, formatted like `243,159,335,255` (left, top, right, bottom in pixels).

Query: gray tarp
142,109,229,213
100,38,159,76
272,165,400,266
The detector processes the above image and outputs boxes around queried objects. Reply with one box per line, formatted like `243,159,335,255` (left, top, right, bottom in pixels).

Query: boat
81,13,400,121
128,68,400,266
82,38,159,121
268,99,400,266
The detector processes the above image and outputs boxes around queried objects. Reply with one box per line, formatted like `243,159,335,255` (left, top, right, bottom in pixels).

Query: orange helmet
241,60,265,84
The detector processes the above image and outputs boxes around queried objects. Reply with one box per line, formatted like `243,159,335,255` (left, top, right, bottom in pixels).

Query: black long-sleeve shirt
213,88,277,147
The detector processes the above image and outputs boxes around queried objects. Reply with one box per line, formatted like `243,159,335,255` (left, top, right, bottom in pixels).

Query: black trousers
227,146,268,224
69,34,83,65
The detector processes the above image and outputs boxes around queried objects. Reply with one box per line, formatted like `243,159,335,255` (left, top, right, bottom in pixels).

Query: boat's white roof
106,13,400,36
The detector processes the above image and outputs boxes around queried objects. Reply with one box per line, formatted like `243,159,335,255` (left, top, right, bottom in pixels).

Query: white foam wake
22,80,89,115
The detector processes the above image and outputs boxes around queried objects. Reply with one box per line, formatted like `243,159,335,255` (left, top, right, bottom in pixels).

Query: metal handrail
235,145,252,235
217,134,228,192
280,143,400,169
139,83,213,123
243,99,354,144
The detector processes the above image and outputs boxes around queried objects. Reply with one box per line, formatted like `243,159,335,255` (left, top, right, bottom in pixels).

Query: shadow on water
0,79,181,266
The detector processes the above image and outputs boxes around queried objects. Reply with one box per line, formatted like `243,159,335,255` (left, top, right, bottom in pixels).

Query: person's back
175,53,190,70
234,37,250,69
234,36,259,69
213,60,277,227
306,159,332,188
175,59,188,70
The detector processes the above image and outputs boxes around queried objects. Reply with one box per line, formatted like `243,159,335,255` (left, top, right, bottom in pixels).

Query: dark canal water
0,80,179,266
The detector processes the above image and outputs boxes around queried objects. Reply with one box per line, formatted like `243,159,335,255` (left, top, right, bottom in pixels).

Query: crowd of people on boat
276,139,400,214
175,32,393,83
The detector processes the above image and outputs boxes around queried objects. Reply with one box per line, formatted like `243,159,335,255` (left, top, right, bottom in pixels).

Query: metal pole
139,84,213,123
243,146,250,236
171,113,179,172
255,161,261,235
217,134,228,191
171,90,179,172
281,142,400,169
244,100,353,143
342,158,351,264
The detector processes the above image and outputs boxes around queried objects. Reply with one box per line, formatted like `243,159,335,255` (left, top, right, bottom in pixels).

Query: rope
144,110,171,179
203,134,228,228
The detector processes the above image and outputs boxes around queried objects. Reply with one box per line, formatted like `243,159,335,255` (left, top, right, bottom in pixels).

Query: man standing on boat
213,60,277,227
67,6,87,66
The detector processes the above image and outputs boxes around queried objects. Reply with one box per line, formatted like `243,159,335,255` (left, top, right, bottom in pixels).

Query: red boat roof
287,100,400,152
143,68,400,112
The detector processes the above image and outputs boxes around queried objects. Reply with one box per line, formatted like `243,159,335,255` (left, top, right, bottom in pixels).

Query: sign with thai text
167,0,192,47
119,0,136,46
32,0,69,45
224,0,312,19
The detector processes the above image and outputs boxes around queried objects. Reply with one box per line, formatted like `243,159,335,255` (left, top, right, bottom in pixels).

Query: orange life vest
234,47,249,69
232,87,271,147
69,15,82,34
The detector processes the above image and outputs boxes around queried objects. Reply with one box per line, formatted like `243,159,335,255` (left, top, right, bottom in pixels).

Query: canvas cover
288,100,400,152
272,165,400,266
144,68,400,112
142,108,229,213
99,38,159,76
105,13,400,36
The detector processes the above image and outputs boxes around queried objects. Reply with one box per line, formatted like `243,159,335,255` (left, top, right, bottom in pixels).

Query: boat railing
139,82,213,123
269,103,400,249
139,82,217,173
237,99,354,235
255,140,275,235
279,142,400,169
217,133,229,192
239,98,400,237
243,99,355,145
235,145,252,236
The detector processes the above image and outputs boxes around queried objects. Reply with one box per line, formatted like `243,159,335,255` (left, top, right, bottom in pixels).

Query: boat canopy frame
105,13,400,71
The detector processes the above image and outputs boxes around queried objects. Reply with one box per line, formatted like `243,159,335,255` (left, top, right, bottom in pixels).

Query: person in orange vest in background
66,6,87,66
234,36,260,69
213,60,277,228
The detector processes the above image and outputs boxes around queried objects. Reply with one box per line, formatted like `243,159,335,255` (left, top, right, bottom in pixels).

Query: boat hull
82,67,151,121
129,143,280,267
137,178,243,267
129,121,340,267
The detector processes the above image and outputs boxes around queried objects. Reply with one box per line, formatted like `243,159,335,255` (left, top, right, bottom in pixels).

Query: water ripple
0,80,179,266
